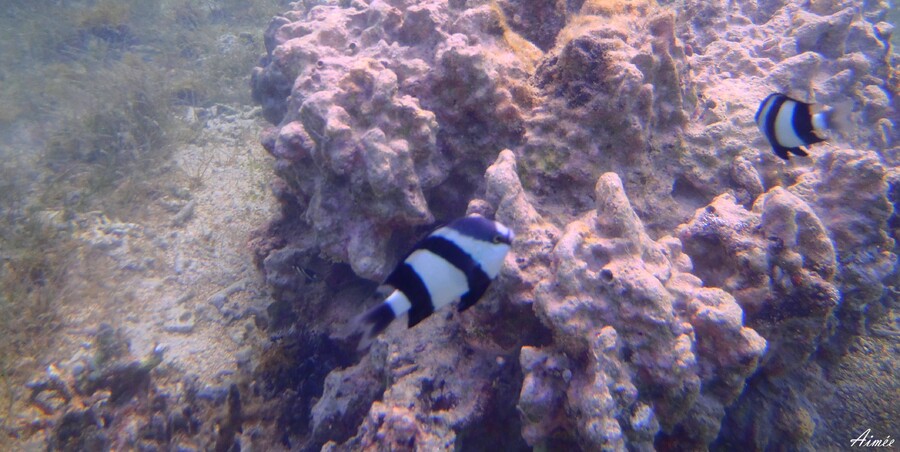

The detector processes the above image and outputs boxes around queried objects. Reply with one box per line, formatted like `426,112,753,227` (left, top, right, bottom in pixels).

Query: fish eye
492,235,502,244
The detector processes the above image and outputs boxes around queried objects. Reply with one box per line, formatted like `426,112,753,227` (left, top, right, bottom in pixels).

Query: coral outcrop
519,166,765,450
677,187,840,376
251,0,533,280
524,9,692,229
678,148,896,450
248,0,898,449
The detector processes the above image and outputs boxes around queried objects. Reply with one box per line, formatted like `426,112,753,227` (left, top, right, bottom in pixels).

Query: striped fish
755,93,831,160
353,215,514,349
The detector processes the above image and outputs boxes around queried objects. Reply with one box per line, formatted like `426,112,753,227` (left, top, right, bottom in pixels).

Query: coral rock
252,0,533,281
522,171,764,449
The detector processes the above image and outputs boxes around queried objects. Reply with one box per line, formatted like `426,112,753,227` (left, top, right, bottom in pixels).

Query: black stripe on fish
791,101,824,147
458,279,490,312
418,236,492,312
754,93,772,125
385,263,434,327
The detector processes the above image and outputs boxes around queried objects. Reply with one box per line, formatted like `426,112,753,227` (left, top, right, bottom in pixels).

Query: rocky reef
249,0,897,450
500,153,767,450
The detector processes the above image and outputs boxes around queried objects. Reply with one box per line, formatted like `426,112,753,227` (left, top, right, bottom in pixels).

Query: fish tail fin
816,100,854,138
350,302,395,351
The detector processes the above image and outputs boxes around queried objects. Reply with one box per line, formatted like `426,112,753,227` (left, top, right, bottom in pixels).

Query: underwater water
0,0,897,450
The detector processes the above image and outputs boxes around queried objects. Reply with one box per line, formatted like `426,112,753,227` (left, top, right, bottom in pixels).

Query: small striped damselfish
353,215,514,350
755,93,831,160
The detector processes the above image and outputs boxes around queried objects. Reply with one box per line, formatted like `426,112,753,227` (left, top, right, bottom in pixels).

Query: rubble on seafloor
17,324,228,451
1,106,281,451
245,0,898,450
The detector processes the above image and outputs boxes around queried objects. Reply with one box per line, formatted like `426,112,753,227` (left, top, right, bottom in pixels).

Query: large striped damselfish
353,215,514,349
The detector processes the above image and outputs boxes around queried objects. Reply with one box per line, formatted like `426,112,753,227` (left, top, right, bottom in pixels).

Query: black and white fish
352,215,514,349
755,93,832,160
